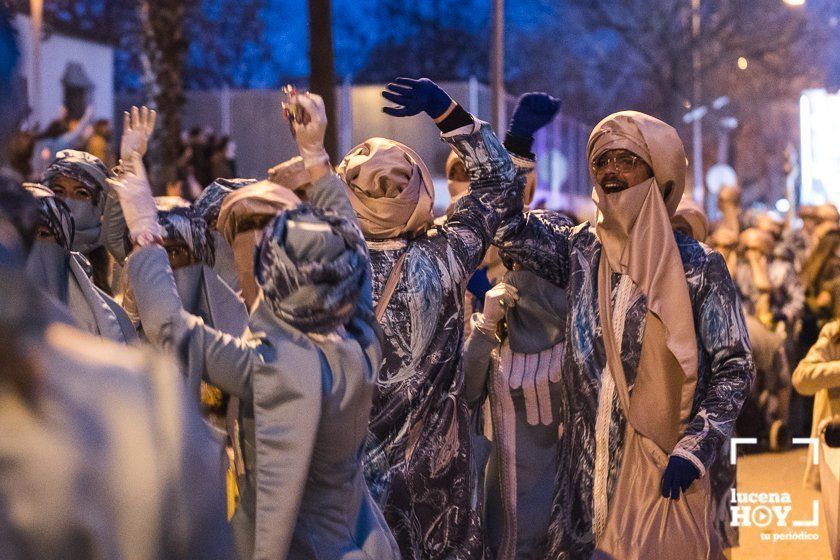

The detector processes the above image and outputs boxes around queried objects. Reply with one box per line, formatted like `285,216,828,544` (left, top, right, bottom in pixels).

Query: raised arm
282,91,374,324
793,321,840,396
112,151,258,398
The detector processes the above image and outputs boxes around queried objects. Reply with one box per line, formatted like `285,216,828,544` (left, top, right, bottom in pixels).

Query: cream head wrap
587,110,698,450
671,197,709,242
338,138,434,239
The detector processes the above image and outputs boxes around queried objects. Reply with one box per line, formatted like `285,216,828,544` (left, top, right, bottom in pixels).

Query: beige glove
284,92,330,170
475,283,518,334
120,105,157,162
107,152,163,244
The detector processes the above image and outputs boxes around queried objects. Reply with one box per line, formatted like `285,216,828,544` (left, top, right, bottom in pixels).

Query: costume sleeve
671,252,755,476
792,321,840,396
463,315,497,404
126,245,258,398
441,120,519,284
494,209,575,289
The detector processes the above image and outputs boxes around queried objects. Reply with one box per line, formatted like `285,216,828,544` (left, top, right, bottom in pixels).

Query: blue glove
382,77,453,119
660,455,700,500
508,93,561,139
467,267,492,303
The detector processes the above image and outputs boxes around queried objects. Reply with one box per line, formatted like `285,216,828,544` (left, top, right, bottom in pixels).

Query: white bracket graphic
792,437,820,465
731,437,758,465
793,500,821,527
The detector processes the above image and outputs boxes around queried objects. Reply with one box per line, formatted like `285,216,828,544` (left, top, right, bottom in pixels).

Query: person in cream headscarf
337,78,557,559
495,110,754,558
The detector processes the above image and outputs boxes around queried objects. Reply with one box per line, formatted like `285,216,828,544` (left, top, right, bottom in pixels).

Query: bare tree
140,0,191,192
308,0,337,162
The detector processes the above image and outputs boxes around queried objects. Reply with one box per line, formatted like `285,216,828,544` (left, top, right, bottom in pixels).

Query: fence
119,79,594,213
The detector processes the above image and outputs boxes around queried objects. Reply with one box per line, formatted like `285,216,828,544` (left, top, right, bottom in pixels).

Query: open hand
106,151,162,243
120,105,157,161
381,77,454,120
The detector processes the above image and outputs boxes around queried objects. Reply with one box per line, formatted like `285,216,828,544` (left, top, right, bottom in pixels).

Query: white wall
14,14,114,128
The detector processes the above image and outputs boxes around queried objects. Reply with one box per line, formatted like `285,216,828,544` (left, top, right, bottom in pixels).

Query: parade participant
793,313,840,490
802,222,840,330
462,264,569,559
338,77,555,558
24,182,137,342
495,110,754,558
753,213,805,332
716,184,743,234
193,176,259,291
708,226,739,277
672,197,709,242
0,177,234,560
43,149,114,294
114,92,400,560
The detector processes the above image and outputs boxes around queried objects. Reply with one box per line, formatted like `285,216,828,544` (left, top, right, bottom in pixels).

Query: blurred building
13,13,114,128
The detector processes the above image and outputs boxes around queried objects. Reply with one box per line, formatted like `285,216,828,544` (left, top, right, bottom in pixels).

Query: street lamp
784,0,806,6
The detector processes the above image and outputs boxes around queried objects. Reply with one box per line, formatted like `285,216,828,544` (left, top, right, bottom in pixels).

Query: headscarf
753,212,784,240
43,149,109,205
255,205,367,334
24,183,75,251
156,198,215,267
816,203,840,225
42,150,109,253
193,177,258,228
217,181,301,306
504,269,567,354
587,110,698,447
338,137,434,239
217,180,302,245
671,197,709,242
739,227,774,257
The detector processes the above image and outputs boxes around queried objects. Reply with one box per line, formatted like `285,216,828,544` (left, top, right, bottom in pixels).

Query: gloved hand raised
508,93,561,140
106,151,163,246
283,91,330,172
382,77,454,120
660,455,701,500
120,105,157,161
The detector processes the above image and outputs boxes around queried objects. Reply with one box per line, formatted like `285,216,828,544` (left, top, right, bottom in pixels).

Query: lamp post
30,0,43,128
690,0,704,209
490,0,505,135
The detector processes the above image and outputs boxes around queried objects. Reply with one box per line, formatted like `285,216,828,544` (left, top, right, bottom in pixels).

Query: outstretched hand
106,151,162,244
120,105,157,161
660,455,700,500
382,77,454,120
509,93,561,139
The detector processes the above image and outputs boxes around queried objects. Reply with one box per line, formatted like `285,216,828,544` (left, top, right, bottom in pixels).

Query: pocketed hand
660,455,700,500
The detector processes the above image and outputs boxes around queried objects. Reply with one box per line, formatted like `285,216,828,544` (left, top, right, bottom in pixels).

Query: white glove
475,283,518,334
107,152,163,244
284,92,330,170
120,105,157,161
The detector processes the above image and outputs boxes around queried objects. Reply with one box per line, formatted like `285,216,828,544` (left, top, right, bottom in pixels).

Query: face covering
63,198,102,254
593,177,654,272
26,239,70,302
231,230,261,310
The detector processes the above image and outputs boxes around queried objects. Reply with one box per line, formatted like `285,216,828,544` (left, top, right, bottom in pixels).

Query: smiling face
592,148,653,194
49,175,95,203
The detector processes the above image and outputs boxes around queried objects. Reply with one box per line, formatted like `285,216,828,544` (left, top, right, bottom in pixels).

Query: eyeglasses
591,153,642,174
